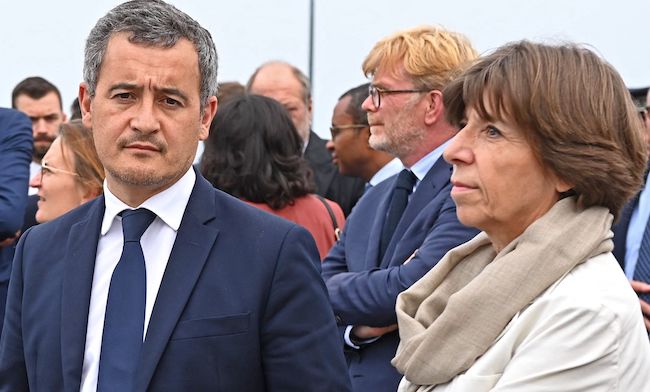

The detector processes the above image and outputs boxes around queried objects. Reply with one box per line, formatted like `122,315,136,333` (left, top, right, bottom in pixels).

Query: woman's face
443,105,571,251
29,137,88,223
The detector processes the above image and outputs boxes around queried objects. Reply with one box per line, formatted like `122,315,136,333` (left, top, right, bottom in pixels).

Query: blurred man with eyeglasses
247,61,365,216
326,83,401,186
614,86,650,335
321,26,481,391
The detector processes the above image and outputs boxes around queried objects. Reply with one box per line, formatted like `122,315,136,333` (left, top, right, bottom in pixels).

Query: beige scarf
392,197,613,389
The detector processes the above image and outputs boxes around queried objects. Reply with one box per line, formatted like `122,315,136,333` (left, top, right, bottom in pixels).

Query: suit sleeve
0,229,30,391
324,195,478,327
0,110,32,240
261,225,351,391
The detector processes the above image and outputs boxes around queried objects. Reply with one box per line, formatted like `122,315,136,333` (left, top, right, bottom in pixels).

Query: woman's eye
486,126,502,138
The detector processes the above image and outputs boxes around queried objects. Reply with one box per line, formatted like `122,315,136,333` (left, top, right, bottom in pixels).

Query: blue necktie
634,219,650,304
379,169,417,261
97,208,156,391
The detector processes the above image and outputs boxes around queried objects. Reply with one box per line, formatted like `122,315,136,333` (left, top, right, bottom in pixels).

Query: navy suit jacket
305,130,365,216
0,173,351,391
322,157,479,392
612,198,636,270
0,108,32,338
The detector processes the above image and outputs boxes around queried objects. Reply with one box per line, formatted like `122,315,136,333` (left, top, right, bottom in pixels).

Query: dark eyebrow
109,83,138,93
108,83,188,103
160,87,188,103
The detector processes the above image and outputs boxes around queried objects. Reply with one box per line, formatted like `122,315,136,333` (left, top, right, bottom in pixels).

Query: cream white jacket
398,252,650,392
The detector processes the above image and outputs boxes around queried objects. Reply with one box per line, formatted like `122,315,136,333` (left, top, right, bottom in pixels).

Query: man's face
14,91,66,162
326,96,369,177
79,33,216,205
248,64,312,144
361,64,427,162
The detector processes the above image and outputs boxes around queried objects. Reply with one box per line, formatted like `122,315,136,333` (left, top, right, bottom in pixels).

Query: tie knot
395,169,417,191
120,208,156,242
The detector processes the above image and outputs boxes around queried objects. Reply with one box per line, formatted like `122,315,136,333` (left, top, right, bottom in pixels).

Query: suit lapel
135,176,219,391
60,197,105,392
380,158,452,267
366,181,394,269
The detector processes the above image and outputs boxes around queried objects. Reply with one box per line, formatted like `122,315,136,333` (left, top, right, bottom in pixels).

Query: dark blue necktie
634,218,650,304
379,169,417,261
97,208,156,391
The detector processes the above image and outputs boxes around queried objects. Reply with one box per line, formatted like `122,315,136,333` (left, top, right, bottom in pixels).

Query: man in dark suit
321,26,480,391
0,108,32,337
247,61,365,216
612,87,650,332
0,1,351,391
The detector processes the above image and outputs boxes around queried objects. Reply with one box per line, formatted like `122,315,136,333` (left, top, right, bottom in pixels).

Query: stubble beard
105,154,192,189
33,143,52,162
370,114,425,161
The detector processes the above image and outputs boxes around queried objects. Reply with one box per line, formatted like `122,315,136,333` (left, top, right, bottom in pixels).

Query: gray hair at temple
83,0,218,109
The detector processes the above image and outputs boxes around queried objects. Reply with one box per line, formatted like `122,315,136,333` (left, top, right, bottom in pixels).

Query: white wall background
1,0,649,138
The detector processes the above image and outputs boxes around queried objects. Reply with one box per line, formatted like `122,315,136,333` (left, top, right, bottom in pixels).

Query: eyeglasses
368,85,429,109
329,124,367,139
41,160,79,178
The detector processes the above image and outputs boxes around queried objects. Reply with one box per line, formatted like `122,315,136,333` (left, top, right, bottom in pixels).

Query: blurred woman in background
29,119,104,223
201,94,344,259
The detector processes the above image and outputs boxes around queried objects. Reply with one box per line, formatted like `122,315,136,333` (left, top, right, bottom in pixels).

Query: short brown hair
444,41,647,220
362,25,478,90
59,120,105,196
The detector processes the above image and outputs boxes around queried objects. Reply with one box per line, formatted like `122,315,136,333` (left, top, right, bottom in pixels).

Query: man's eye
163,97,180,106
114,92,132,100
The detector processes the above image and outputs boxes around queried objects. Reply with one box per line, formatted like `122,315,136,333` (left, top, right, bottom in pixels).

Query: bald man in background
247,61,365,216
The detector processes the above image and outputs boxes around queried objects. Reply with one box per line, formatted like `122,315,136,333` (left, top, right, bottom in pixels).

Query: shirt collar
369,158,403,186
407,139,452,182
101,167,196,235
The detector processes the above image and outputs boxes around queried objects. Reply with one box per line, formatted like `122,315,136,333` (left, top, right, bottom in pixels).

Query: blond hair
362,25,478,90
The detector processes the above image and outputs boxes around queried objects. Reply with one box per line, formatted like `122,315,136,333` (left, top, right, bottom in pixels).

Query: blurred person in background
326,83,401,187
12,76,67,195
201,94,344,259
248,60,366,216
29,119,104,223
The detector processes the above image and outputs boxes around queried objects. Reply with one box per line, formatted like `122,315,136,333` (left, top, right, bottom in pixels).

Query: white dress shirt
80,168,196,392
28,161,40,195
368,158,402,187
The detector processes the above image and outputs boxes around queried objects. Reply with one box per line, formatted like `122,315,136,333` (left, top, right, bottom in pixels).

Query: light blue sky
1,0,648,138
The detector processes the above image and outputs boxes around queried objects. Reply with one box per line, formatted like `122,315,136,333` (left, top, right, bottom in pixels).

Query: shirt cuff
344,325,381,349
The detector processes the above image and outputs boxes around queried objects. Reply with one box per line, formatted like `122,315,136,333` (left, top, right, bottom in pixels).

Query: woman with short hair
394,41,650,391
